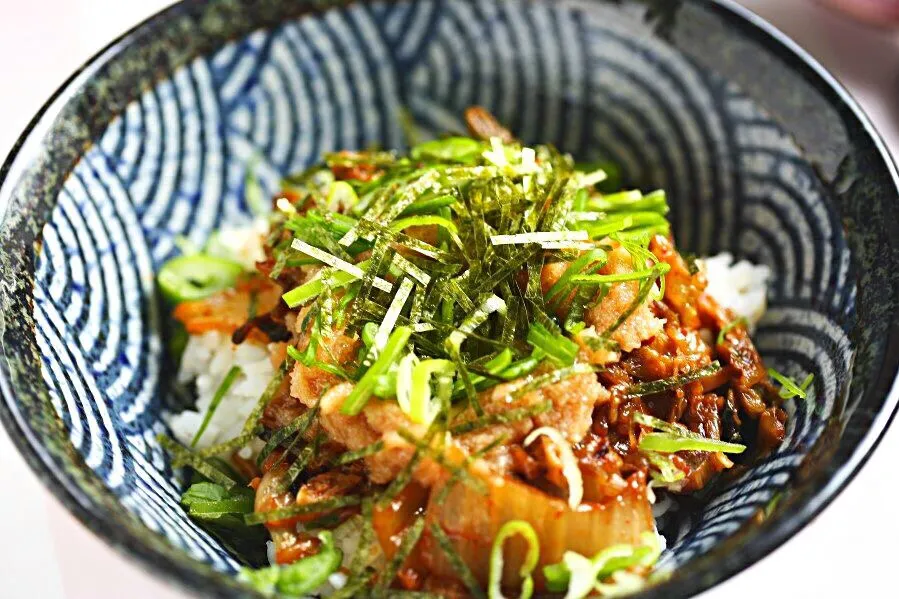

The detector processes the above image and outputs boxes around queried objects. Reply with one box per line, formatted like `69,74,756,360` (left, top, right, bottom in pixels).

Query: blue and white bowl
1,0,897,597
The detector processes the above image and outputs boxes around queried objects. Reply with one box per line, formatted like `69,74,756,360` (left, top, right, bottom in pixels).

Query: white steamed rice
166,331,274,452
700,253,771,328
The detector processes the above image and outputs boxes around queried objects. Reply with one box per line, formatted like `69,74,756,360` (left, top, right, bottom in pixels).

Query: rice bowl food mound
158,108,806,598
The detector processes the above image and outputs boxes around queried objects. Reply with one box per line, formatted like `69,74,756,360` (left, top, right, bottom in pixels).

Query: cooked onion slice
523,427,583,509
423,472,654,590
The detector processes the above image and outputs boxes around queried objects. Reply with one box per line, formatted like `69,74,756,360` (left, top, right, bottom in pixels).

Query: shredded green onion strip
768,368,814,400
633,412,746,454
342,326,413,415
717,316,748,345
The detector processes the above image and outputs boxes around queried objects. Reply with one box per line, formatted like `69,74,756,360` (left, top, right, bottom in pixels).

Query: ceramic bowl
2,0,898,597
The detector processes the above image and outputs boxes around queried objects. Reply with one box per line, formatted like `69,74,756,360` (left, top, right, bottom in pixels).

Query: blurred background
0,0,897,597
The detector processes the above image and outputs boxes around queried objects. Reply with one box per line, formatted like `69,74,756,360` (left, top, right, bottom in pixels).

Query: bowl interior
2,0,898,597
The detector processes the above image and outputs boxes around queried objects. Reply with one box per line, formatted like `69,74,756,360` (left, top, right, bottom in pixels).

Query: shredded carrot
172,276,281,338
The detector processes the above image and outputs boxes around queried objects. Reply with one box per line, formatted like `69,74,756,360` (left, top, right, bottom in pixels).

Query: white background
0,0,897,597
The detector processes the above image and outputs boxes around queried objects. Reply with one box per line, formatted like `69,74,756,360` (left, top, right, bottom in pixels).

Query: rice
166,331,273,449
700,252,771,327
205,217,270,270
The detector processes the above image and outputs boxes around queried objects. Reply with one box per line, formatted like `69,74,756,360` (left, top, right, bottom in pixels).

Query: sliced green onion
327,180,359,210
768,368,814,400
240,530,343,596
390,214,459,236
635,416,745,455
587,189,667,213
399,194,458,216
639,432,747,454
281,260,371,308
633,412,745,454
488,521,539,599
398,357,455,425
579,168,608,188
191,366,242,448
543,532,661,599
496,356,542,381
411,137,484,163
644,451,686,484
342,326,412,415
717,317,748,345
452,349,514,395
526,323,578,367
361,321,379,347
157,254,244,303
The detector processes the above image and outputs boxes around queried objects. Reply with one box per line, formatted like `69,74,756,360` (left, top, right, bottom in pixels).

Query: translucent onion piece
523,427,583,509
423,473,654,590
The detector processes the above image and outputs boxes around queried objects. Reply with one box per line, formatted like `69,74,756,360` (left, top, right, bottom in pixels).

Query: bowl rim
1,0,898,598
